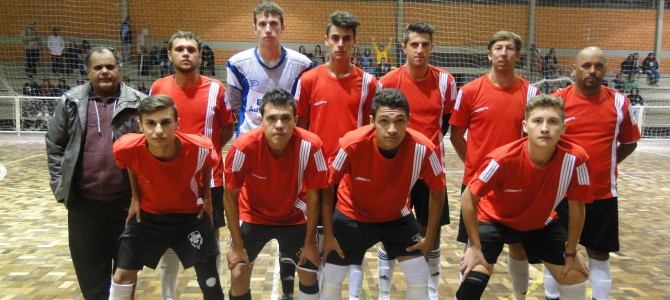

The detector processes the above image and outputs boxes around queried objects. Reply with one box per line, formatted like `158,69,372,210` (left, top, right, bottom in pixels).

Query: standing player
377,22,456,300
295,10,379,299
226,3,313,298
150,30,235,300
543,46,640,300
224,89,326,300
457,95,590,300
449,31,539,300
227,1,313,137
109,95,223,300
320,89,445,300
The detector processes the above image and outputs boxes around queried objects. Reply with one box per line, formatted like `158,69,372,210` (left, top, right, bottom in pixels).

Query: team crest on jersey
188,231,203,249
249,79,259,87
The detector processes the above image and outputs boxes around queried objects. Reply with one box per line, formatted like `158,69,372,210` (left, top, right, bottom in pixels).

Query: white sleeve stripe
232,149,245,172
428,152,443,176
478,160,499,183
450,76,458,101
314,149,327,172
454,89,463,111
552,154,576,211
204,83,219,139
296,140,311,198
611,92,625,197
576,163,590,185
438,72,448,104
358,73,372,128
332,148,347,171
527,85,538,103
294,80,302,100
404,144,426,216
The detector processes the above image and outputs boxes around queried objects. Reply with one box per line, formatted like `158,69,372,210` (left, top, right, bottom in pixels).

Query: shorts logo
188,231,203,250
411,233,423,243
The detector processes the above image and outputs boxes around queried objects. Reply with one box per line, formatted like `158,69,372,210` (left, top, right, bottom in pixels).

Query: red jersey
224,127,328,225
469,138,592,231
113,132,219,215
328,125,446,223
553,85,641,200
449,74,539,185
150,75,234,187
295,64,378,158
380,65,457,161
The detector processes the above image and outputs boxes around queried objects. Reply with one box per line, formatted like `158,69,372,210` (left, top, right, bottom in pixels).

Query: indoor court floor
1,133,669,299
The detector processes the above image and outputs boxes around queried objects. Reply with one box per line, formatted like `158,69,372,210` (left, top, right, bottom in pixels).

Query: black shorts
327,209,423,266
556,197,619,252
117,212,219,270
478,221,567,266
412,179,450,226
211,186,225,228
456,184,468,243
240,222,308,267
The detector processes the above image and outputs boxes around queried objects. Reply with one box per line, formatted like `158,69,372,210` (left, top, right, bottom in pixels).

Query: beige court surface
1,134,669,299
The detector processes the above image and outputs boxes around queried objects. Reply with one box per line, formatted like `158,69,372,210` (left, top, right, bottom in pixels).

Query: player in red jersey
449,31,539,299
223,89,326,300
295,11,378,299
456,95,590,300
109,95,223,300
149,30,235,299
543,47,640,300
377,22,457,300
319,89,446,300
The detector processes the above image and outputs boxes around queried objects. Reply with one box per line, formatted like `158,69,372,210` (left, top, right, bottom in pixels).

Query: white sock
543,266,560,299
558,281,587,300
348,264,363,299
398,257,429,300
589,258,612,300
508,255,529,299
109,281,134,300
377,247,395,300
159,248,180,299
321,263,348,300
299,290,319,300
427,249,441,300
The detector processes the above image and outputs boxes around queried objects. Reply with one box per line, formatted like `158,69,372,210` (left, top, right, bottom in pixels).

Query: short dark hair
326,11,360,38
403,22,435,45
139,95,179,120
487,31,522,52
168,30,202,51
371,89,410,118
260,88,296,116
525,94,564,121
85,46,120,69
253,1,284,26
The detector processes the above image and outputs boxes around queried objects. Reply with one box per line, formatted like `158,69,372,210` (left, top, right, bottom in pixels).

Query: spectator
200,44,215,76
359,47,374,67
312,45,324,65
119,19,132,64
76,40,91,76
352,46,361,66
48,27,65,74
41,78,57,97
642,52,660,86
23,79,41,96
629,87,644,106
542,48,557,79
159,46,170,76
136,28,148,59
376,57,392,77
64,43,78,74
136,81,148,94
298,45,313,61
623,73,640,94
612,73,625,92
529,43,542,73
21,21,40,77
372,36,393,65
57,78,70,94
149,46,161,74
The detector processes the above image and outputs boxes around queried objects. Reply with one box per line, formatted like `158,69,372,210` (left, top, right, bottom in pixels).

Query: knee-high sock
589,258,612,300
507,255,529,300
321,263,348,300
377,247,396,300
559,281,587,300
109,282,134,300
543,266,560,299
427,249,441,300
398,256,429,300
279,259,296,297
348,264,363,299
159,248,180,299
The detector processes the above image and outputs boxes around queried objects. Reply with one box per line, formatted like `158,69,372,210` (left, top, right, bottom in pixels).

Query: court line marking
2,153,44,165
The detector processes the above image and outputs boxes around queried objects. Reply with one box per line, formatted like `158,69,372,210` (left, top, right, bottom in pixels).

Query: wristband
564,251,577,258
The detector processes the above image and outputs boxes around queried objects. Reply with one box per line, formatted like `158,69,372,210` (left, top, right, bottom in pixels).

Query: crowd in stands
297,43,395,78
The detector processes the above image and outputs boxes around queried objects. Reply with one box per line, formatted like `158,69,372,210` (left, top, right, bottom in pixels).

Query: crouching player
223,88,326,300
320,89,446,300
109,95,224,299
457,95,591,300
